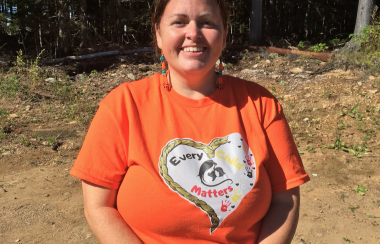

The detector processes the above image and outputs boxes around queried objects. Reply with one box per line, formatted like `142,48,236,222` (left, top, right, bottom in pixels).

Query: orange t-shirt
70,73,309,243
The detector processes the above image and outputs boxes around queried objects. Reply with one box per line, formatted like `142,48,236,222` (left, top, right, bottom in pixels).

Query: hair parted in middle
151,0,229,55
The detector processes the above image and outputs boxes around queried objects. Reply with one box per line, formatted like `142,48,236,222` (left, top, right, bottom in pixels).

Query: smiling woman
69,0,310,243
154,0,228,98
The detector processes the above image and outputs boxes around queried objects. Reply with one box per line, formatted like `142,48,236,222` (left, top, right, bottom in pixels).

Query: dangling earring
215,56,223,89
160,52,171,91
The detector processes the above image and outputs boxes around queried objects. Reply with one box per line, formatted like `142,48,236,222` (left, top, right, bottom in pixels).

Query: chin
179,61,213,73
180,67,211,74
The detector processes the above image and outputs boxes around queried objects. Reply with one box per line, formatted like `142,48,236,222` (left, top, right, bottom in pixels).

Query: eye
172,20,186,27
202,21,215,27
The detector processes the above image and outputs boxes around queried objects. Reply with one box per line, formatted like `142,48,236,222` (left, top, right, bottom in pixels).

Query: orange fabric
70,74,309,243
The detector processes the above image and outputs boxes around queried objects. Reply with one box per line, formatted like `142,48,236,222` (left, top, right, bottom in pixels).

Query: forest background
0,0,362,59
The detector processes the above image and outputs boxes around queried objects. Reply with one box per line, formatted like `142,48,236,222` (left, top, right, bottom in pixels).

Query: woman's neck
168,68,218,100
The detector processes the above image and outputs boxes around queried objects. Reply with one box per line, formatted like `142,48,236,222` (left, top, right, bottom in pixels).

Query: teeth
183,47,205,52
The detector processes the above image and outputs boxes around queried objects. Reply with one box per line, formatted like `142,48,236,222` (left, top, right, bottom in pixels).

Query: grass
320,90,331,99
46,136,57,146
323,137,368,158
0,74,19,98
0,108,9,117
306,146,315,153
343,237,352,243
0,129,7,141
15,135,32,147
348,206,359,212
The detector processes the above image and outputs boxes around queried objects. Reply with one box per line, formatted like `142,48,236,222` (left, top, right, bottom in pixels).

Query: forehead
163,0,220,17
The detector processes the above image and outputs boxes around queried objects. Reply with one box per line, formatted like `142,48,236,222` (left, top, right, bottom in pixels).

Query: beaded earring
160,52,171,91
215,56,223,89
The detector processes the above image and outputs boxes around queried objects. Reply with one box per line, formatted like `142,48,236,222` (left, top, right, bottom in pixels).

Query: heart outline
159,136,228,233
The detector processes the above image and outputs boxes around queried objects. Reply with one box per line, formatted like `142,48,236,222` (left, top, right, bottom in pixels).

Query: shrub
309,43,328,52
0,74,19,98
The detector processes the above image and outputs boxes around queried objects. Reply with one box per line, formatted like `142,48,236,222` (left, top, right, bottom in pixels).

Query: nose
185,21,202,41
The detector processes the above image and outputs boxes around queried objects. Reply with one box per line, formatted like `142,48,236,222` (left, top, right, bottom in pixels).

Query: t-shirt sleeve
69,100,129,189
261,91,310,194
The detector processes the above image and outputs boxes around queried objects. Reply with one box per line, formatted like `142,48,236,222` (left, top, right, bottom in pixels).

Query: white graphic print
158,133,256,233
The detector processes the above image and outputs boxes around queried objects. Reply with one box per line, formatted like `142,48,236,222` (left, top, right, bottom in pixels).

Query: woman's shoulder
225,75,274,100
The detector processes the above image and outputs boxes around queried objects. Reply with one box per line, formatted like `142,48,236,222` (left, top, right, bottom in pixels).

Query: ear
155,24,163,50
222,25,228,49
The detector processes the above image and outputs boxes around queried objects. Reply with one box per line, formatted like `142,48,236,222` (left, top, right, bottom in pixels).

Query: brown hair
151,0,229,54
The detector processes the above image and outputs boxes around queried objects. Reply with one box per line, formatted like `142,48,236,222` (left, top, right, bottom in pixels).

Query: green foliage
329,38,344,47
306,146,315,153
13,49,45,87
51,78,75,102
90,70,99,77
0,74,19,98
16,135,32,147
270,86,277,97
298,41,306,49
66,104,78,119
0,129,6,141
309,43,328,52
339,104,363,121
323,137,367,158
350,24,380,50
0,108,9,117
345,19,380,72
348,206,359,212
34,134,44,141
343,237,352,243
28,49,45,86
353,185,367,196
242,49,249,60
15,50,26,70
320,90,332,99
0,13,20,35
46,136,56,146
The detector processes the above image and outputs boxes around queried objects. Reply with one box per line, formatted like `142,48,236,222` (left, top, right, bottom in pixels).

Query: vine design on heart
158,136,229,233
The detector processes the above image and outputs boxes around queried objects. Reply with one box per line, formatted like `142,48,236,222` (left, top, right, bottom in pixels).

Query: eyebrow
170,13,188,18
169,12,215,18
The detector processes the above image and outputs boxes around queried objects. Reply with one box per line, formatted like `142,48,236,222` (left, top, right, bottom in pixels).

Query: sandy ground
1,52,380,243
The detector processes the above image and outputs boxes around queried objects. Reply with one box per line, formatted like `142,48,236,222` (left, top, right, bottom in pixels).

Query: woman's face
156,0,227,76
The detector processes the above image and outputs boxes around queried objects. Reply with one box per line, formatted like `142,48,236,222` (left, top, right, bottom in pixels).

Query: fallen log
227,45,334,62
267,47,333,62
43,47,155,65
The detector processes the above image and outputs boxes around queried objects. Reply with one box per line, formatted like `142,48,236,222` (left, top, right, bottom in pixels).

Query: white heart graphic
159,133,256,233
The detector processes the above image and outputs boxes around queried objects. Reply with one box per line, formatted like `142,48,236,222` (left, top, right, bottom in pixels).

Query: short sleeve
69,100,129,189
262,96,309,193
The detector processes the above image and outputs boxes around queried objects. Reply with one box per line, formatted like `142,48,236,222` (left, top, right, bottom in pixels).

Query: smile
182,47,206,53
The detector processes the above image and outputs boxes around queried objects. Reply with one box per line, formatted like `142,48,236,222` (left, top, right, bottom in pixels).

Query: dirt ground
1,50,380,244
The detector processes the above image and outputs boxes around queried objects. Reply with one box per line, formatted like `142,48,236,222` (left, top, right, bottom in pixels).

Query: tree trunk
353,0,375,34
58,0,71,57
79,0,88,48
249,0,263,45
266,0,277,36
343,0,375,53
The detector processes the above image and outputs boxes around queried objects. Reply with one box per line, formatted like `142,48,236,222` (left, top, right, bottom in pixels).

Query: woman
70,0,310,243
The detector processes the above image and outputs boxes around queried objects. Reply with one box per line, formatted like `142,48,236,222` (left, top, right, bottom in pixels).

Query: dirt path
1,52,380,243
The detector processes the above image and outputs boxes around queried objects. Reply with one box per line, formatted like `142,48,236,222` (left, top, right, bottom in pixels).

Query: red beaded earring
215,56,223,89
160,51,171,91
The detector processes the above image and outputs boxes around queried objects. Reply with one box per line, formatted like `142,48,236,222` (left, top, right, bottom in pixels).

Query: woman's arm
82,180,143,244
257,187,300,244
